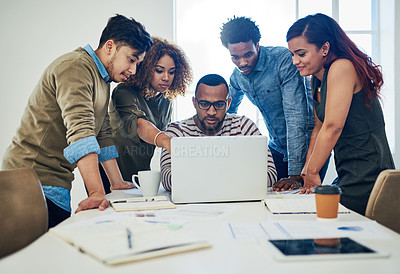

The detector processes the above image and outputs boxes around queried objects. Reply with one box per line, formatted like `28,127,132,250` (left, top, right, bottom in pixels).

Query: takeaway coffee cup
313,185,342,220
132,170,161,197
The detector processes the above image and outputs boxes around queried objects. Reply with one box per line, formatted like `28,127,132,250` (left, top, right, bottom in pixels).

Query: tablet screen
269,237,375,256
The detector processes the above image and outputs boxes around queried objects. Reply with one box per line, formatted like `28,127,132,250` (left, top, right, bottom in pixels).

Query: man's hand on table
272,175,303,191
75,193,109,213
109,180,135,191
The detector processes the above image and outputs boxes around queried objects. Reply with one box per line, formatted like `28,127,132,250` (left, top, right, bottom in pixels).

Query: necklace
317,87,321,93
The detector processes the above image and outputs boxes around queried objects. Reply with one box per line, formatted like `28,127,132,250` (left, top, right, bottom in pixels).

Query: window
174,0,297,135
174,0,390,148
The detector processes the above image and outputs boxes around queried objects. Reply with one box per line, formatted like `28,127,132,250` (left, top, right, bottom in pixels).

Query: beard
106,60,115,82
197,114,225,132
106,54,119,83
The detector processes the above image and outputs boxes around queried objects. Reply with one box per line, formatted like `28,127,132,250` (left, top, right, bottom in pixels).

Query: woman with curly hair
286,13,394,215
101,37,192,190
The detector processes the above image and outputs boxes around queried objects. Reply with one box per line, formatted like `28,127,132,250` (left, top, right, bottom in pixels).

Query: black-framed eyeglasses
195,98,227,110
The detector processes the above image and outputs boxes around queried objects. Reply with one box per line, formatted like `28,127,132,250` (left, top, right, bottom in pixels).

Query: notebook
110,196,176,212
171,135,268,203
264,194,351,214
50,215,211,265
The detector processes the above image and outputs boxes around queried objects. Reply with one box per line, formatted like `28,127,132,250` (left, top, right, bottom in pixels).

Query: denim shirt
228,46,314,175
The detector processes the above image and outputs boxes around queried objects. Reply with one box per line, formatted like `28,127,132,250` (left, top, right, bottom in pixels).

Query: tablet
266,237,390,261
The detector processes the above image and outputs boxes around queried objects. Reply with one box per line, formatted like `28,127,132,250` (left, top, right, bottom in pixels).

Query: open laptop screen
171,136,268,203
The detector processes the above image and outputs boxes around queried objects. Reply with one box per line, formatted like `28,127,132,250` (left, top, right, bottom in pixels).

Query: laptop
170,135,268,203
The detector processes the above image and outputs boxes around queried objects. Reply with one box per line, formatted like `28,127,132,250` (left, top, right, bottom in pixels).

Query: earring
323,52,327,56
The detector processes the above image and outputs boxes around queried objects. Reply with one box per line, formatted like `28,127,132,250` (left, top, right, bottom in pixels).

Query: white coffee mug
132,170,161,197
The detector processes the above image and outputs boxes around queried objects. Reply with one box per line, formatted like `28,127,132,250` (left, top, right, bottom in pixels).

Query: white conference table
1,189,400,274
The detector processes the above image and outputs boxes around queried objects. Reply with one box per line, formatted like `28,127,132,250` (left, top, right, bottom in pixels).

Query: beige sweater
2,47,114,190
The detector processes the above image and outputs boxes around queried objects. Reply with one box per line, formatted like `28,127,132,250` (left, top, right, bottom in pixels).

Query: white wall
0,0,174,211
0,0,174,159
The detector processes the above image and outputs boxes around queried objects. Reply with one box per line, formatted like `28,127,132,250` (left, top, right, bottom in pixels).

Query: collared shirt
83,44,112,83
227,46,314,175
44,44,117,212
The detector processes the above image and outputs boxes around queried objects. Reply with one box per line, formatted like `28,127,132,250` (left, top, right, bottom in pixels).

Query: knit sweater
2,47,114,190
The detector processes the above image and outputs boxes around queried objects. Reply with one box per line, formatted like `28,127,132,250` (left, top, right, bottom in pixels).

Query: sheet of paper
50,214,165,243
228,222,284,241
153,203,241,221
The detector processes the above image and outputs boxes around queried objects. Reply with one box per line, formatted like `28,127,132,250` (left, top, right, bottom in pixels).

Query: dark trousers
269,146,330,182
83,164,112,196
46,198,71,230
99,164,112,195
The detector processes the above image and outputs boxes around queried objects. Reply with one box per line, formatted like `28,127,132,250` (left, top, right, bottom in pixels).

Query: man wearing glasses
160,74,277,191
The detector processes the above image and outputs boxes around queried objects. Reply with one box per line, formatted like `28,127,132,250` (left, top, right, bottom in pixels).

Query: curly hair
220,16,261,48
124,37,193,101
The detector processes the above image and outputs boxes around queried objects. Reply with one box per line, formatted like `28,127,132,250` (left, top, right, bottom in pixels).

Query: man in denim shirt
220,16,317,189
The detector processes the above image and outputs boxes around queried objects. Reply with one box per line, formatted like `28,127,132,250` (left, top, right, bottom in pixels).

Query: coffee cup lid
313,185,342,194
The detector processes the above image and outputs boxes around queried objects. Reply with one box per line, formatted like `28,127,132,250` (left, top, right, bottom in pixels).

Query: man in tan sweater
2,14,153,228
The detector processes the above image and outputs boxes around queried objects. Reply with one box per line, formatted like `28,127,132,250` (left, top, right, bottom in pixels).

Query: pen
338,226,363,231
126,228,132,249
112,198,155,203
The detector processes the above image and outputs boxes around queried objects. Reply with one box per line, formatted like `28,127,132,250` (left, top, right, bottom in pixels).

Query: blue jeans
269,146,330,182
